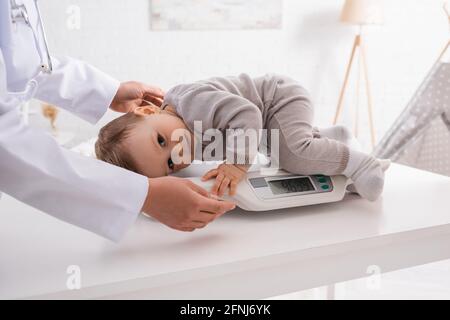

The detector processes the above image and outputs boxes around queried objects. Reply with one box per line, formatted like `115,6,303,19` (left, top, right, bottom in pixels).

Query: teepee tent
373,5,450,176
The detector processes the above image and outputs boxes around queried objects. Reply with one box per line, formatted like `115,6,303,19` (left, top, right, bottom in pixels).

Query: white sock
319,125,362,150
343,149,390,201
346,158,391,194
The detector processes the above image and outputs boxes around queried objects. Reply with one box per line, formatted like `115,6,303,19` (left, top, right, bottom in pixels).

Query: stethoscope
10,0,53,74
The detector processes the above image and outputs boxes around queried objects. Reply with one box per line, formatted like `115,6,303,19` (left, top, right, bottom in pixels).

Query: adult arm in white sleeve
0,108,149,241
0,52,148,241
33,56,120,124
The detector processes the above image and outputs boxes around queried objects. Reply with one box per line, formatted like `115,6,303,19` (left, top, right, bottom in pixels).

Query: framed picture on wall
150,0,283,30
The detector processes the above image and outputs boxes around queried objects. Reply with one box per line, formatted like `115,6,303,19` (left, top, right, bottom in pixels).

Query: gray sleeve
164,83,263,164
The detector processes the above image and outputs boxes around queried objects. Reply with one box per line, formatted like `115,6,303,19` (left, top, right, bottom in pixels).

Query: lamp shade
340,0,384,25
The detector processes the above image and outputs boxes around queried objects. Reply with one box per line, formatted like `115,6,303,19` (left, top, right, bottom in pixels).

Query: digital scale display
268,177,315,195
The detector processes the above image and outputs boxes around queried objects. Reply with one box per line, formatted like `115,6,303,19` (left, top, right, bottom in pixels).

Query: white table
1,163,450,299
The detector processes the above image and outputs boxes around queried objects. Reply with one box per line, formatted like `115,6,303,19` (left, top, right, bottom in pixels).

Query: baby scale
187,167,350,211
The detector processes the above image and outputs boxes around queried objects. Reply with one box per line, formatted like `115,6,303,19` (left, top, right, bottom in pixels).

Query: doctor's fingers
175,226,196,232
142,85,165,98
186,180,210,198
175,221,208,231
198,196,236,216
141,95,164,108
191,221,209,229
194,211,222,224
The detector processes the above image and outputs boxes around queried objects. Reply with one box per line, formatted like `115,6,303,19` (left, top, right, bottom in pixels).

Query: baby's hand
202,164,249,196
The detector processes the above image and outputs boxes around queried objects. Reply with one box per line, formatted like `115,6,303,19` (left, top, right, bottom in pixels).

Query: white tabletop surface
1,163,450,299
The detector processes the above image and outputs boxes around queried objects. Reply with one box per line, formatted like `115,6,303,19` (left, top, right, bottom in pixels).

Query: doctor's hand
110,81,165,113
142,177,236,232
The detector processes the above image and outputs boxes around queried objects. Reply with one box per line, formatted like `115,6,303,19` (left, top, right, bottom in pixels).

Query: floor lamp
333,0,384,148
438,1,450,62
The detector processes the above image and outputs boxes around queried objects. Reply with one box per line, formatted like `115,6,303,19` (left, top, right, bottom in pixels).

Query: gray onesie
162,73,349,176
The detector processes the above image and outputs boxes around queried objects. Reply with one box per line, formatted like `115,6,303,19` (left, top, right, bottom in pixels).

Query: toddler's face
124,106,193,178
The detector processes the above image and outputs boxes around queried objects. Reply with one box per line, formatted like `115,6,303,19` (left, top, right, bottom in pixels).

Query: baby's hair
95,112,144,174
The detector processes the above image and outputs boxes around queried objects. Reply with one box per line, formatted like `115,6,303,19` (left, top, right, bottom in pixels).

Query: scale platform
183,163,349,211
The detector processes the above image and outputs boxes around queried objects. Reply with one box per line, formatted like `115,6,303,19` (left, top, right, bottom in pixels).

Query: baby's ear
133,106,160,116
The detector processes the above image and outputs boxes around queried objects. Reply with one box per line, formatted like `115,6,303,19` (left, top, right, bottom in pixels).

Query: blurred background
29,0,450,299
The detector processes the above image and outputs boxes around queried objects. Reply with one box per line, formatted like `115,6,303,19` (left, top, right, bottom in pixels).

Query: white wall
36,0,449,150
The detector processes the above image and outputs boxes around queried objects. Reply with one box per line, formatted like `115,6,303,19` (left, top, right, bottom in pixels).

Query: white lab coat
0,0,148,241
